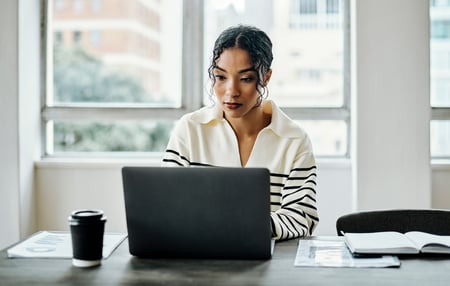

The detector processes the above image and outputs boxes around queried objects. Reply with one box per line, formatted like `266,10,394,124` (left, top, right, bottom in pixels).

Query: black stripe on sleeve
282,207,309,231
291,166,317,172
282,196,317,210
287,172,317,181
273,213,285,239
162,159,184,166
280,214,300,238
164,149,191,165
270,172,289,179
190,162,214,167
270,216,277,237
282,188,317,200
305,212,320,223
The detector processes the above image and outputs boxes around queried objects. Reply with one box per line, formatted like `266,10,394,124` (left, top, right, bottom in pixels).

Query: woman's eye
214,75,225,81
241,77,254,82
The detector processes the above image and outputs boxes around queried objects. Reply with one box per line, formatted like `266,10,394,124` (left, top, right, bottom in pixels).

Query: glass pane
203,0,345,107
431,120,450,157
296,120,347,156
48,120,174,153
50,0,182,106
430,2,450,107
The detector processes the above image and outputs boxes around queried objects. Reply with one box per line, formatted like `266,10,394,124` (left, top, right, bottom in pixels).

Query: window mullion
282,107,350,120
432,107,450,120
343,0,351,158
42,106,188,121
41,0,50,157
182,0,205,112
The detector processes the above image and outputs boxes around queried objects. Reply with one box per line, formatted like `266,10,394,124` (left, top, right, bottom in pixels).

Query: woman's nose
226,79,240,97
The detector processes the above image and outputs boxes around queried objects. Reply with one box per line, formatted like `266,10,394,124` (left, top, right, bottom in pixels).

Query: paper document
294,237,400,268
7,231,127,259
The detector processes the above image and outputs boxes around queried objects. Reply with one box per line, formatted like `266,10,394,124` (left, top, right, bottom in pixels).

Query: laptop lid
122,166,272,259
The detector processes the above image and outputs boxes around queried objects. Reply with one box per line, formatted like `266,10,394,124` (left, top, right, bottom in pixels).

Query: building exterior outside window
44,0,348,157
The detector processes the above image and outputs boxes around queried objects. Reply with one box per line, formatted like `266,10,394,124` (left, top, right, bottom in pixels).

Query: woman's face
213,48,264,119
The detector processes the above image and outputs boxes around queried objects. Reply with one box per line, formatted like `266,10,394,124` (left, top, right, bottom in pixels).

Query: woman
162,25,318,240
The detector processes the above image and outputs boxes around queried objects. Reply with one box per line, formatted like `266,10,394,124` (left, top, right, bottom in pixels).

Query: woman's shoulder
268,101,310,139
178,104,222,125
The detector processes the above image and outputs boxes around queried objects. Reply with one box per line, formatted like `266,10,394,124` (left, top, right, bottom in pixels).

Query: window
72,0,83,12
43,0,350,158
54,31,63,46
89,30,101,47
432,0,450,7
290,0,342,29
91,0,101,12
299,0,317,14
431,20,450,39
73,31,81,44
430,1,450,158
54,0,64,11
326,0,340,14
204,0,350,157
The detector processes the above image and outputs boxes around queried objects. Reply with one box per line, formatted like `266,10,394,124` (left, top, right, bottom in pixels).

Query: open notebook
344,231,450,254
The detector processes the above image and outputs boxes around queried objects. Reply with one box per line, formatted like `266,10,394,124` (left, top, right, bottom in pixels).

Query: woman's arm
270,151,318,240
161,120,191,167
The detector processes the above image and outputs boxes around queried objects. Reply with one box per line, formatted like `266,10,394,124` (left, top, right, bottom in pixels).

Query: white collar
191,100,304,139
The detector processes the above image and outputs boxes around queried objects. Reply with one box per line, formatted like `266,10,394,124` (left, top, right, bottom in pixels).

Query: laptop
122,166,272,259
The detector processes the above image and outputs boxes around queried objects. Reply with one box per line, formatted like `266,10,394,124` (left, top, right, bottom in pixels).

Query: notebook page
405,231,450,249
344,232,418,253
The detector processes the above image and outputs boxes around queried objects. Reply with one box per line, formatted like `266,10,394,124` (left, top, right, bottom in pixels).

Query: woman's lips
224,102,242,109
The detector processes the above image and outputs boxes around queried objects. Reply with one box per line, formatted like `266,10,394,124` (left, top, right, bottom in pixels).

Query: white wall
0,0,21,249
0,0,40,249
18,0,41,242
352,0,431,210
432,163,450,208
35,161,128,233
315,160,353,235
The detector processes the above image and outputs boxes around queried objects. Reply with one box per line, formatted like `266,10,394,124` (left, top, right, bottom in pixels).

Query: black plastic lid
69,209,106,223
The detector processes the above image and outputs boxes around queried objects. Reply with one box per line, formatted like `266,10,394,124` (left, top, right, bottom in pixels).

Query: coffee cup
68,209,107,268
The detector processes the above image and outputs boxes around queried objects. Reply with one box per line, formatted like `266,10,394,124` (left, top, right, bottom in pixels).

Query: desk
1,237,450,286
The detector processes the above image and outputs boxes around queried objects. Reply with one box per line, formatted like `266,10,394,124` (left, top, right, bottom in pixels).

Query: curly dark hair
207,25,273,100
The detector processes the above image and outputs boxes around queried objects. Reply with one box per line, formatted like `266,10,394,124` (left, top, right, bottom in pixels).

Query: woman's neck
225,101,272,137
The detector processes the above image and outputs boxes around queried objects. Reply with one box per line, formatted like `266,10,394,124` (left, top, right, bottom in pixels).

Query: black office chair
336,209,450,236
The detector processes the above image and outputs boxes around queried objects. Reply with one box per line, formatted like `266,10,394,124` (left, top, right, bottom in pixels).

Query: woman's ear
264,69,272,86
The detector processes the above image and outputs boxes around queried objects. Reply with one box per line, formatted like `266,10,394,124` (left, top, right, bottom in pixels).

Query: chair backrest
336,209,450,236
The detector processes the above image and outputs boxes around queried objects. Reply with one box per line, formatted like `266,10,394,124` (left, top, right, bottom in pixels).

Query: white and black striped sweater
161,100,318,241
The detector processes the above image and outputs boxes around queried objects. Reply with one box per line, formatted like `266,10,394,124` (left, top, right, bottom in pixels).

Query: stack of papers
294,237,400,268
7,231,127,259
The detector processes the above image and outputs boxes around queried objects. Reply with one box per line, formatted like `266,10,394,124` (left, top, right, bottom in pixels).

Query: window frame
41,0,352,158
430,1,450,159
431,107,450,159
